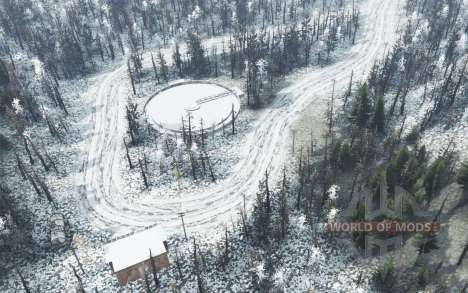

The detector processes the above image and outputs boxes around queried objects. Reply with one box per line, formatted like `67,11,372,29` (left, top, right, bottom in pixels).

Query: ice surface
145,82,241,132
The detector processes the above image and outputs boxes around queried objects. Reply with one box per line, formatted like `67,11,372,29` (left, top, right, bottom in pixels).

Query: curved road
81,0,402,235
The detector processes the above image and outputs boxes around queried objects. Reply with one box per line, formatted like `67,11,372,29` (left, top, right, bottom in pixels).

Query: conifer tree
187,32,208,77
374,95,385,133
158,50,169,82
173,43,183,77
150,52,160,83
350,83,372,128
339,142,354,170
424,158,447,199
456,161,468,192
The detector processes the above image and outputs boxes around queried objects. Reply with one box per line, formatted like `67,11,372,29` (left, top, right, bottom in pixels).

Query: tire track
81,0,402,235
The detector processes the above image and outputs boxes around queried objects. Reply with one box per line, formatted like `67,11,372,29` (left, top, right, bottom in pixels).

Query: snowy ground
118,102,256,204
420,109,468,163
0,0,406,291
80,0,404,236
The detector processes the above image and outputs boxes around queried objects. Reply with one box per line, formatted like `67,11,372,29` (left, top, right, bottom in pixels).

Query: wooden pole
179,212,187,240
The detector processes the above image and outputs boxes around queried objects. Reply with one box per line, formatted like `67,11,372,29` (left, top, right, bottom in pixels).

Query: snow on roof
105,226,167,272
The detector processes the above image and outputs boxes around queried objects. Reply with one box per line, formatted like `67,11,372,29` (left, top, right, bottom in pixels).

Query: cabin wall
114,252,170,285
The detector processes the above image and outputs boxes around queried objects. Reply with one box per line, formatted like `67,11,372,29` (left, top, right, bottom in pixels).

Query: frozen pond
144,81,241,133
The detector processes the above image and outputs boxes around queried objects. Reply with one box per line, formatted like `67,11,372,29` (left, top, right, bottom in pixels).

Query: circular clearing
144,81,241,133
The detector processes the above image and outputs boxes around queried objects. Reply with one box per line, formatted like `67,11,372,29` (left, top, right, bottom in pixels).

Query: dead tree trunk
457,242,468,266
15,153,27,179
71,247,85,274
128,60,136,95
27,172,42,198
16,268,32,293
27,137,49,172
71,265,86,293
23,136,34,165
188,114,193,148
175,248,184,279
200,119,205,149
449,60,467,106
224,227,229,265
151,52,160,83
123,139,134,169
240,200,248,238
280,169,289,239
44,149,59,174
206,153,216,182
139,158,149,189
193,239,205,293
231,104,236,135
200,154,206,177
265,170,271,213
34,172,55,206
189,150,197,180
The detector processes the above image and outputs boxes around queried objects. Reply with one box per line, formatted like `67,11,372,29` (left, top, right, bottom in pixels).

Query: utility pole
178,212,188,240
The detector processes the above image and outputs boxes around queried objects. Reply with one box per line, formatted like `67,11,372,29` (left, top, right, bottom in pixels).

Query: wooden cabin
105,226,170,285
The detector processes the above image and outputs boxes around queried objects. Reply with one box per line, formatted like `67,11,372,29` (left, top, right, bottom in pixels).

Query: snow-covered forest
0,0,467,292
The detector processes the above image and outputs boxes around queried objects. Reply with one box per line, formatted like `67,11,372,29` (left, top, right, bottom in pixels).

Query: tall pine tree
351,83,372,128
374,95,385,133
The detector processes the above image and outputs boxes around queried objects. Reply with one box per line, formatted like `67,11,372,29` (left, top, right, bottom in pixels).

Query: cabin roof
105,226,167,272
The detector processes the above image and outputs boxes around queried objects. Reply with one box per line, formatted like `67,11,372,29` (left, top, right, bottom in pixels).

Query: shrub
402,157,423,190
330,139,342,169
0,59,9,87
405,127,420,145
339,142,354,170
395,147,410,175
414,178,427,203
386,160,398,195
456,161,468,191
352,202,366,250
424,158,447,199
350,83,372,128
415,259,430,288
374,95,385,133
372,259,396,292
417,145,427,161
0,134,12,151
